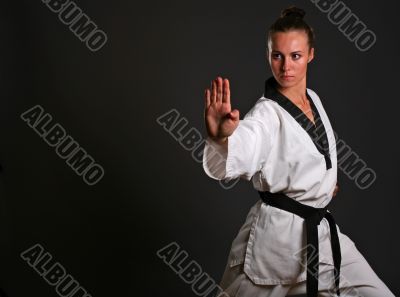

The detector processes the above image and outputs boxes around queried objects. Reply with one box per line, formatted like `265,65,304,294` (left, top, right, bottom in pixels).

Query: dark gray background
0,0,398,296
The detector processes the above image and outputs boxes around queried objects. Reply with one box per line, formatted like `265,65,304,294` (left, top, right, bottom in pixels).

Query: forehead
269,30,308,52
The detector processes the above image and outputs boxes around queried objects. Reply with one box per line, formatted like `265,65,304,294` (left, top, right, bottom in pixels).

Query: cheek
296,59,308,71
271,60,281,69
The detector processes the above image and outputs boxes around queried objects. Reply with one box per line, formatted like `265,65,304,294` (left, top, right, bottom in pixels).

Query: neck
277,76,308,105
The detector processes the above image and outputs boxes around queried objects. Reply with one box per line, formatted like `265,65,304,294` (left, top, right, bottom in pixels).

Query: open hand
204,77,240,144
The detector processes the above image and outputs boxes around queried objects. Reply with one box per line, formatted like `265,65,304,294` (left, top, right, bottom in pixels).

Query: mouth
281,75,294,80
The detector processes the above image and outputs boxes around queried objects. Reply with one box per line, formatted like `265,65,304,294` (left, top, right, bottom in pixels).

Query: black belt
258,191,341,297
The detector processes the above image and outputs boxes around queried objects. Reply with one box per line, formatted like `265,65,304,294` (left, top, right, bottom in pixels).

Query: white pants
219,249,394,297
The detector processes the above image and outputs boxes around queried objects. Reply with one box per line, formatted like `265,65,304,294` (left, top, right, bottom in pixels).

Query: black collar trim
264,76,332,170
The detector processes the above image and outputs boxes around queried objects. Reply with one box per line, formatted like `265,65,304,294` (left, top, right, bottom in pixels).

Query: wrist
210,136,228,145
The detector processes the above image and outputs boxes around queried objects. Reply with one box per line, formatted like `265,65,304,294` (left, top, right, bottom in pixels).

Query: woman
202,6,394,297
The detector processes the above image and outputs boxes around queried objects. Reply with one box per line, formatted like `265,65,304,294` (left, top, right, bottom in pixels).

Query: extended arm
203,77,275,181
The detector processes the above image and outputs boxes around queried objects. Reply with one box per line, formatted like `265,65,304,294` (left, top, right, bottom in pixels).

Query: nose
281,57,290,72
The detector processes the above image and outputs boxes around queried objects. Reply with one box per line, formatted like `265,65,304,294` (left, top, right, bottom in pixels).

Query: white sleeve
202,99,277,181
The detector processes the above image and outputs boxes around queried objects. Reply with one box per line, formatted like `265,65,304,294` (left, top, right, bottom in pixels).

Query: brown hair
267,5,315,52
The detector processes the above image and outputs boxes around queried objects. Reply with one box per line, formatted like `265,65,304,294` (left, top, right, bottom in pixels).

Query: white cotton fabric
202,88,379,286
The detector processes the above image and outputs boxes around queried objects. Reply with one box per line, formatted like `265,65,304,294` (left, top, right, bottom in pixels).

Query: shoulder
242,97,281,136
244,97,281,122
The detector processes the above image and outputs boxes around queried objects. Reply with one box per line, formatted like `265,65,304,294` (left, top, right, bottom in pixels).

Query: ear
308,47,315,63
266,49,272,66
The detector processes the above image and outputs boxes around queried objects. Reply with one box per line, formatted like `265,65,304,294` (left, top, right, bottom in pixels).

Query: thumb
228,109,240,120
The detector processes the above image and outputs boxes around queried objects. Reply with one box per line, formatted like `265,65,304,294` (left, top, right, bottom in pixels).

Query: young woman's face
267,30,314,88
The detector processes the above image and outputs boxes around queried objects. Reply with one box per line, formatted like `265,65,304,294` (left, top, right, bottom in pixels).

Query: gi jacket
202,76,362,285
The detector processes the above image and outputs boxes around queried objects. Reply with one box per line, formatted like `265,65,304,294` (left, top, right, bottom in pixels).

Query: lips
281,75,294,80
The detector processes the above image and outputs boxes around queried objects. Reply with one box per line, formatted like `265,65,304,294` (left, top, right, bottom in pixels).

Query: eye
292,54,302,60
272,53,282,59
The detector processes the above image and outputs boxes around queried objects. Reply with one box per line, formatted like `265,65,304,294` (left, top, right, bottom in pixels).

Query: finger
222,78,230,104
228,109,240,120
204,89,210,109
211,80,217,104
216,77,223,103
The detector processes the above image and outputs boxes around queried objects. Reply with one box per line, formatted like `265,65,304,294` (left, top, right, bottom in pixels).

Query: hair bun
280,6,306,19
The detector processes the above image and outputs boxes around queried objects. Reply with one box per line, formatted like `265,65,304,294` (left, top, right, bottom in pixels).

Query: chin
277,79,297,88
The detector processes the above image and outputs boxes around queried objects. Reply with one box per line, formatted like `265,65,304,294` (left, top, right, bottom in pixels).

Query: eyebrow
271,50,303,54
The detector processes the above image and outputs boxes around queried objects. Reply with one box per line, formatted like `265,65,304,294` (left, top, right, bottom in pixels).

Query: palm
204,77,240,141
206,100,232,137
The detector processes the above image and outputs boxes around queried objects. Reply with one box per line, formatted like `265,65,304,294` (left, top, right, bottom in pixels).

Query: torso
291,96,315,126
300,103,315,125
279,90,315,126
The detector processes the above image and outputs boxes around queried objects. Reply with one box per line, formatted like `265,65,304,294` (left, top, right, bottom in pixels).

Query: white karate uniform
202,77,394,296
